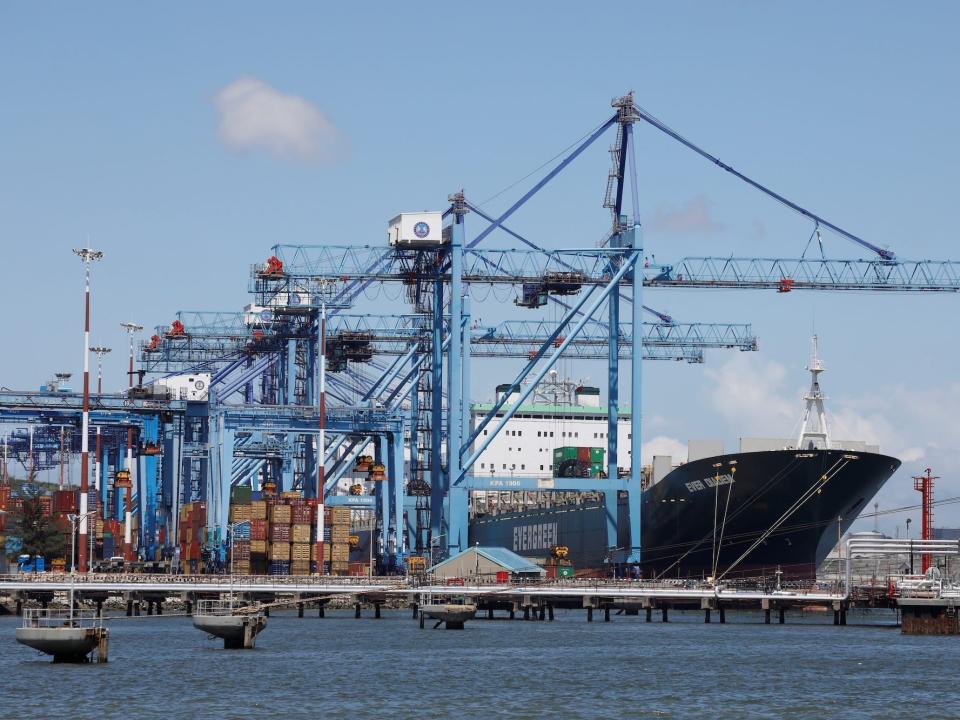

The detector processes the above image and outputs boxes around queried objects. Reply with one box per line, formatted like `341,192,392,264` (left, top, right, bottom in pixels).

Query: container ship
468,338,901,579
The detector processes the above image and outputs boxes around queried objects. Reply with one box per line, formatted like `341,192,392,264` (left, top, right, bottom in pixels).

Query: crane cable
630,102,895,260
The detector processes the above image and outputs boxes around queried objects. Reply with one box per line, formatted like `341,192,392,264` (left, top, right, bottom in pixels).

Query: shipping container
229,503,252,523
250,539,268,555
250,500,267,520
290,560,310,576
291,524,312,544
230,485,252,505
233,523,251,540
268,543,291,561
290,543,311,561
270,524,291,542
268,560,291,575
269,504,292,525
250,518,268,540
291,504,313,524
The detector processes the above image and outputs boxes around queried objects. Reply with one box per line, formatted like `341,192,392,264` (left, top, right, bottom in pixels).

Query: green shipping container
589,447,604,463
590,463,604,478
556,565,574,578
231,485,252,505
553,447,579,463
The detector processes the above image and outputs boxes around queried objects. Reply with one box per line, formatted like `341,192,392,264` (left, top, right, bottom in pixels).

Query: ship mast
796,335,831,450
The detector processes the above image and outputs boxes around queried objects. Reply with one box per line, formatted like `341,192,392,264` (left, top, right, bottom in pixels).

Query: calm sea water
0,609,957,719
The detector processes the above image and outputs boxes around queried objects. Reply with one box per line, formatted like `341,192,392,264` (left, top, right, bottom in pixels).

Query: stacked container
329,507,351,575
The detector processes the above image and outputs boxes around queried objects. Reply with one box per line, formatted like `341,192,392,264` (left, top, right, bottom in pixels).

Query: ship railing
21,608,103,630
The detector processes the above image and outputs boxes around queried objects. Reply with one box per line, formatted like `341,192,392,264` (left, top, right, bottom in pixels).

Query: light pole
906,518,913,574
119,322,142,390
119,322,141,563
89,346,111,394
74,246,103,573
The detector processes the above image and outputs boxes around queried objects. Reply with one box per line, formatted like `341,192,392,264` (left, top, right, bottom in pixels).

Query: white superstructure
469,373,633,477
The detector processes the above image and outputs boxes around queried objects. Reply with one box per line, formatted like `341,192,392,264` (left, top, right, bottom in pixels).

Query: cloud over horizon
214,77,342,163
648,195,725,235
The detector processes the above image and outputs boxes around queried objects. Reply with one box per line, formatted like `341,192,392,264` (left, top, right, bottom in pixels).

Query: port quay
7,22,960,720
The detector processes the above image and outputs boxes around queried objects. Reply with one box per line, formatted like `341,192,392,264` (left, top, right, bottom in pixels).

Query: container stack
178,501,206,573
268,502,292,575
290,501,312,575
329,507,351,576
552,446,605,478
221,489,345,576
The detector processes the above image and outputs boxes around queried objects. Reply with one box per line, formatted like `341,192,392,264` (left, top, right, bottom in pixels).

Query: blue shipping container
268,560,290,575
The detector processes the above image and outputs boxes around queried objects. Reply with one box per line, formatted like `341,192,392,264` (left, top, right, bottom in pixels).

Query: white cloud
648,195,724,235
703,354,797,437
701,354,960,531
214,77,342,162
641,435,688,466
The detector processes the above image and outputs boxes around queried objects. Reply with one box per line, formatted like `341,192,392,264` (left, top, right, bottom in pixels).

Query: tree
12,485,67,561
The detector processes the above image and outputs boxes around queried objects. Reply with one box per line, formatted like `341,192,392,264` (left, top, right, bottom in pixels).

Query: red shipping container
576,446,591,461
0,514,5,532
0,484,11,506
315,542,325,569
250,519,268,541
495,570,509,583
53,489,79,514
39,496,53,517
545,565,558,579
291,505,313,524
270,524,291,542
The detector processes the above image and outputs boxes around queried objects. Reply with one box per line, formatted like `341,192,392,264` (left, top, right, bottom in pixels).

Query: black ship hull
469,449,900,579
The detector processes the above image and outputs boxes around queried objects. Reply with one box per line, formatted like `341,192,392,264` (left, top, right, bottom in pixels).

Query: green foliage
11,484,67,560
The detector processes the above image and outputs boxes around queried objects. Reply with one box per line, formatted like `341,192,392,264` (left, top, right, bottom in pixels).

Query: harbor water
1,609,957,719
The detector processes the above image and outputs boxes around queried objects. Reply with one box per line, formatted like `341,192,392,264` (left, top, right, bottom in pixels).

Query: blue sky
1,3,958,532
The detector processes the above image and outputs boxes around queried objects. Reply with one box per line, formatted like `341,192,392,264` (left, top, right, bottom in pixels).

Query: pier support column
319,604,325,618
126,600,133,617
840,609,847,626
509,608,515,620
604,607,610,622
96,630,109,663
185,600,193,615
410,604,417,619
95,600,103,617
661,607,668,623
538,605,545,622
548,604,554,622
355,603,361,619
298,603,304,618
587,607,593,622
374,604,381,619
764,609,771,625
645,607,652,623
135,601,141,617
719,607,726,624
833,610,840,626
156,601,162,616
523,606,531,621
148,601,154,616
487,607,494,620
704,609,711,624
419,611,424,629
15,599,22,616
778,608,785,625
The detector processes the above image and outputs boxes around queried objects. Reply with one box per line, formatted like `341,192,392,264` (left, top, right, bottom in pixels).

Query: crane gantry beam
644,257,960,292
